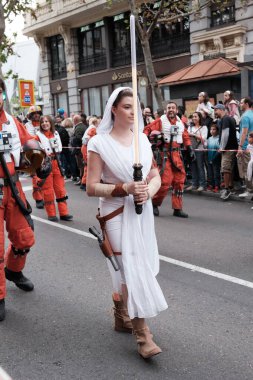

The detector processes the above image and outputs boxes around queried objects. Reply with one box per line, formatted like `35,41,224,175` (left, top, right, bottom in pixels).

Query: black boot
36,200,44,209
153,205,159,217
48,216,59,222
0,299,5,322
60,214,73,221
173,209,188,218
5,268,34,291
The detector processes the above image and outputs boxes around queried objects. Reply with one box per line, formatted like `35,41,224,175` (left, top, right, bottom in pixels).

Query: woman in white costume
87,88,168,359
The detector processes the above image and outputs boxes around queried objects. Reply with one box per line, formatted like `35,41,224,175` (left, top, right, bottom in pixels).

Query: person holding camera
144,101,195,218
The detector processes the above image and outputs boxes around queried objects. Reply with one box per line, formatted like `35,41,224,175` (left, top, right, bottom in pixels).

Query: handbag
190,125,203,149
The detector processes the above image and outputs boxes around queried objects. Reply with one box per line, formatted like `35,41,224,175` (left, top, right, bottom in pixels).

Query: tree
0,0,39,111
127,0,234,108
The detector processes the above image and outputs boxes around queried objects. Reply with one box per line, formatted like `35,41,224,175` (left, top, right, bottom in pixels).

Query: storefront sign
18,80,35,107
112,70,143,81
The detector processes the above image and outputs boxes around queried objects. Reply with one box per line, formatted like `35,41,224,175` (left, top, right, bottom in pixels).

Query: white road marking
31,215,253,290
159,255,253,289
32,215,96,240
22,186,33,191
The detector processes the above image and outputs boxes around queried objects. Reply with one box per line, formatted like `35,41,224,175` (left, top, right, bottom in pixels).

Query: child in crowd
207,124,221,192
36,115,73,221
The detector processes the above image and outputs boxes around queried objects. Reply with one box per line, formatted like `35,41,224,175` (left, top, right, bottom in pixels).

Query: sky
3,15,39,100
5,14,29,42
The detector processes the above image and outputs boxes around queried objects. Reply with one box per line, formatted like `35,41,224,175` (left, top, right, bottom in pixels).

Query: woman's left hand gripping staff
127,180,149,205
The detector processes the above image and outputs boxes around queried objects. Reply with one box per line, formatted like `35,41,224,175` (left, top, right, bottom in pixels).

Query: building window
49,35,67,80
89,87,101,116
111,13,143,67
210,1,235,27
81,86,109,116
78,21,107,74
249,71,253,98
53,92,69,116
150,17,190,59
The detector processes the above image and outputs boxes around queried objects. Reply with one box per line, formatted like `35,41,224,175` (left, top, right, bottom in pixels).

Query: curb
184,189,253,204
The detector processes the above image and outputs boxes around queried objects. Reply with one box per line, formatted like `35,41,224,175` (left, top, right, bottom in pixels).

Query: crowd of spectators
182,93,253,203
19,90,253,206
142,91,253,206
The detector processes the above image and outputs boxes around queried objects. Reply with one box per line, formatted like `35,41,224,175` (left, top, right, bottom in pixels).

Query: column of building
59,25,81,115
34,34,54,115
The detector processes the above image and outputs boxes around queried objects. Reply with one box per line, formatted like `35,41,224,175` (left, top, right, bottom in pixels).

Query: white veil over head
97,86,144,135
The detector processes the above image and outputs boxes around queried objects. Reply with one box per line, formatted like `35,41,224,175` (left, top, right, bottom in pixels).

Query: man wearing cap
213,103,238,200
25,105,44,209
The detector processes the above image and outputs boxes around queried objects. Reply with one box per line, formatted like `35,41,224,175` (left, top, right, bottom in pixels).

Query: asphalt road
0,177,253,380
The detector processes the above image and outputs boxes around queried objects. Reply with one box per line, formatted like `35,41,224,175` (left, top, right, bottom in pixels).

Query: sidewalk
184,187,253,204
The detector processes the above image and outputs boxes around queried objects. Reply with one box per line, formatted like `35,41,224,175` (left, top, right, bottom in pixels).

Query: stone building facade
23,0,253,116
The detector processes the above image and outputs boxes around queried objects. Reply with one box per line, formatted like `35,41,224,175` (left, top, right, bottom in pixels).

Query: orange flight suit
36,131,69,218
24,120,43,201
144,117,191,210
0,111,35,300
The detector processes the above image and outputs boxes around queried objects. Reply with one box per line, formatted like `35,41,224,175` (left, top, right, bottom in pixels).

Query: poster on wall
18,80,35,107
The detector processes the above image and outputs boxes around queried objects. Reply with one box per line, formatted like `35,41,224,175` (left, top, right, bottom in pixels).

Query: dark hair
156,108,164,117
112,89,133,108
40,115,55,133
0,78,5,91
112,89,133,120
242,97,253,108
249,132,253,138
145,105,153,113
80,112,88,126
166,101,178,108
192,111,204,126
224,90,235,103
210,123,219,131
177,105,185,118
199,92,209,104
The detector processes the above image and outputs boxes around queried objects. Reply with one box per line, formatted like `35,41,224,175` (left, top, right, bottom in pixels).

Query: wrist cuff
111,183,128,197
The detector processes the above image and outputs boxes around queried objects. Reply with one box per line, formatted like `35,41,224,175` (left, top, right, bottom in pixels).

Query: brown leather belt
97,206,124,256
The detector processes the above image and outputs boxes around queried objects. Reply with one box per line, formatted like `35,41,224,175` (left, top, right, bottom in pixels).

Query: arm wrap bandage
148,176,161,198
94,183,128,198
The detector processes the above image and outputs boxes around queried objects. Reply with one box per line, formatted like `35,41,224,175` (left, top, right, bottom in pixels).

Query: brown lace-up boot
113,295,133,334
131,318,162,359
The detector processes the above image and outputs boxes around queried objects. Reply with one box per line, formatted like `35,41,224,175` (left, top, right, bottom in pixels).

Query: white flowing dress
88,132,168,319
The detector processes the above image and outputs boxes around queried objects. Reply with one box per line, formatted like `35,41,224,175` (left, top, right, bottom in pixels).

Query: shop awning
159,57,240,86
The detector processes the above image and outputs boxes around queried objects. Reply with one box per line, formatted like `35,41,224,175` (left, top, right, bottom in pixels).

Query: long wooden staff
130,14,143,215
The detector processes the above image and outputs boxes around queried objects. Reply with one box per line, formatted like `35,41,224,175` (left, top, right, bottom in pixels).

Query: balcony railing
52,66,67,80
150,32,190,59
79,53,107,74
111,46,144,68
